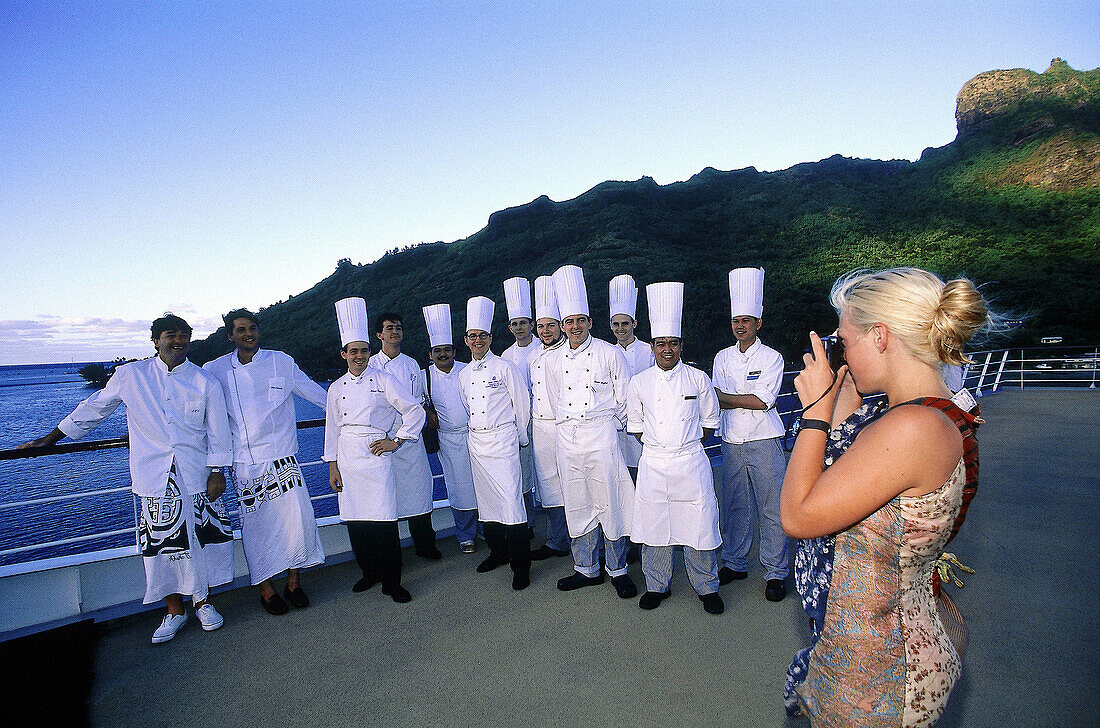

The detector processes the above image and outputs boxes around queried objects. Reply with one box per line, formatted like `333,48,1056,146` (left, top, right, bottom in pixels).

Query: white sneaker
151,612,188,644
195,603,224,632
459,541,476,553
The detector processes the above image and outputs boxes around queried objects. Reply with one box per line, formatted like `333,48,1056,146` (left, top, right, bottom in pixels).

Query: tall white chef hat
503,277,533,321
466,296,495,334
551,265,589,319
534,275,560,321
335,297,370,347
422,303,452,348
729,267,765,319
608,274,639,322
647,282,684,339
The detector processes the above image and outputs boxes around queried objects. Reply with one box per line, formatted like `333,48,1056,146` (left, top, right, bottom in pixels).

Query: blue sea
0,361,447,568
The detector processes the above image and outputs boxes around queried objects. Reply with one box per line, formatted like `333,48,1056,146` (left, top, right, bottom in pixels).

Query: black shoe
283,585,309,609
512,571,531,591
260,591,289,615
530,545,569,561
556,571,605,591
638,590,671,610
765,579,787,602
352,577,376,593
381,584,412,603
700,592,725,615
626,544,640,564
415,545,443,560
718,567,748,585
476,553,509,573
611,574,638,599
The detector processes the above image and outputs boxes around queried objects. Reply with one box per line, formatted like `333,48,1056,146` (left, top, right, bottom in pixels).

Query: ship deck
3,389,1098,727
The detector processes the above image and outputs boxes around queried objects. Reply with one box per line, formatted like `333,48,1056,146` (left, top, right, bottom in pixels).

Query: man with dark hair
204,308,327,615
373,312,441,559
21,314,234,644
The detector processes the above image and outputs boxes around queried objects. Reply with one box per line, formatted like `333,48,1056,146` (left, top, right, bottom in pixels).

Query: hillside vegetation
190,59,1100,380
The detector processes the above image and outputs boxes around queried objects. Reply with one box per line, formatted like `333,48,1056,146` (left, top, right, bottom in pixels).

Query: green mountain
190,59,1100,380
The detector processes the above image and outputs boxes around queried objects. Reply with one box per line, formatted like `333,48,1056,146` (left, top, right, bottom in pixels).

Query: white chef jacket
529,337,566,421
458,352,530,443
322,369,425,461
59,357,232,497
546,334,630,426
373,349,434,516
203,349,327,465
502,340,539,391
626,361,721,549
426,361,469,432
373,349,427,408
711,338,785,443
617,337,656,377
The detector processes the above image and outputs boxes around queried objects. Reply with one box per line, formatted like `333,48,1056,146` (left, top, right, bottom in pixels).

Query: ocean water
0,361,446,568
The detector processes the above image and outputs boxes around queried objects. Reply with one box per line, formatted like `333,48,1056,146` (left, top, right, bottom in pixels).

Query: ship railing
1,345,1095,573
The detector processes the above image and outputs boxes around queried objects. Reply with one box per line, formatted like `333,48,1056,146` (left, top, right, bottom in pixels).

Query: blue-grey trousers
641,544,719,595
719,437,789,580
571,525,630,578
451,507,478,545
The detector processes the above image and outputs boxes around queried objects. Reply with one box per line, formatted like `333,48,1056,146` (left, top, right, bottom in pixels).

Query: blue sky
2,1,1097,364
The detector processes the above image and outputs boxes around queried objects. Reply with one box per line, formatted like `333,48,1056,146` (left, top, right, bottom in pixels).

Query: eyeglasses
465,332,489,341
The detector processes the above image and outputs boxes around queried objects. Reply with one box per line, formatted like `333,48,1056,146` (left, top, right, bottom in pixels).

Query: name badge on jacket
747,370,762,381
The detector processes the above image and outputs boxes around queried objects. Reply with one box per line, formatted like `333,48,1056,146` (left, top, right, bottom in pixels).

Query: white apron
391,435,434,517
232,456,325,584
138,466,234,604
532,418,565,507
438,428,478,511
467,424,527,525
555,418,634,540
336,427,399,521
633,442,721,550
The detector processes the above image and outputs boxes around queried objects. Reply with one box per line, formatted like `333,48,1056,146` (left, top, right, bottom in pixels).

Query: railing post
1020,349,1025,389
976,352,992,397
1092,347,1098,389
992,350,1009,393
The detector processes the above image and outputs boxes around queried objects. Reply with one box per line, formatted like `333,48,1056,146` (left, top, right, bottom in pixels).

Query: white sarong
233,456,325,585
138,464,234,604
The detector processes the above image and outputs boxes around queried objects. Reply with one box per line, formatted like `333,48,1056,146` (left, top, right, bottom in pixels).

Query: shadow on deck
3,390,1098,727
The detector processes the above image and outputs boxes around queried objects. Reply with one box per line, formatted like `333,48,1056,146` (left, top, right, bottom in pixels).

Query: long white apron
438,428,477,511
467,424,527,525
336,428,399,521
633,442,721,550
555,418,634,540
532,418,565,507
618,430,643,468
232,457,325,584
391,435,434,517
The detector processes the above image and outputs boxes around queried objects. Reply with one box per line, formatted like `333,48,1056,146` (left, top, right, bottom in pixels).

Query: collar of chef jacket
563,334,593,359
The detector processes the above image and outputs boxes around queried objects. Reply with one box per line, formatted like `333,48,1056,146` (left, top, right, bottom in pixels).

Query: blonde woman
782,268,990,727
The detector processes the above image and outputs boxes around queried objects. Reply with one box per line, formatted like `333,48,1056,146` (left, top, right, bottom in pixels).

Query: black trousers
405,512,436,551
483,521,531,575
346,520,402,588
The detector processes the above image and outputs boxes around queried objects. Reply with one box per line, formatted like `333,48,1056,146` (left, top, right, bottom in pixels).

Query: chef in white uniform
324,298,426,603
422,303,479,553
500,277,539,528
711,267,789,603
608,274,656,474
457,296,533,590
627,283,725,615
204,308,326,616
373,311,441,560
546,265,638,600
528,275,571,561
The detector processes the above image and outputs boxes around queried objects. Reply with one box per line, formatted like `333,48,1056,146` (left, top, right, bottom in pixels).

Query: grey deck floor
87,390,1099,727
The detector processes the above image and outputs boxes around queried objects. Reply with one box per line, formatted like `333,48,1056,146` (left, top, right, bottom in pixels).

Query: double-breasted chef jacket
322,368,426,522
626,360,722,550
457,352,530,525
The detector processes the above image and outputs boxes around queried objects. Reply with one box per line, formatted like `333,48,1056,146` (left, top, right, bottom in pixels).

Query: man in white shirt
203,309,327,615
457,297,533,590
627,283,724,615
373,312,441,560
500,277,539,532
21,315,233,644
546,265,638,599
325,298,426,604
528,275,570,561
422,303,479,553
711,268,789,602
